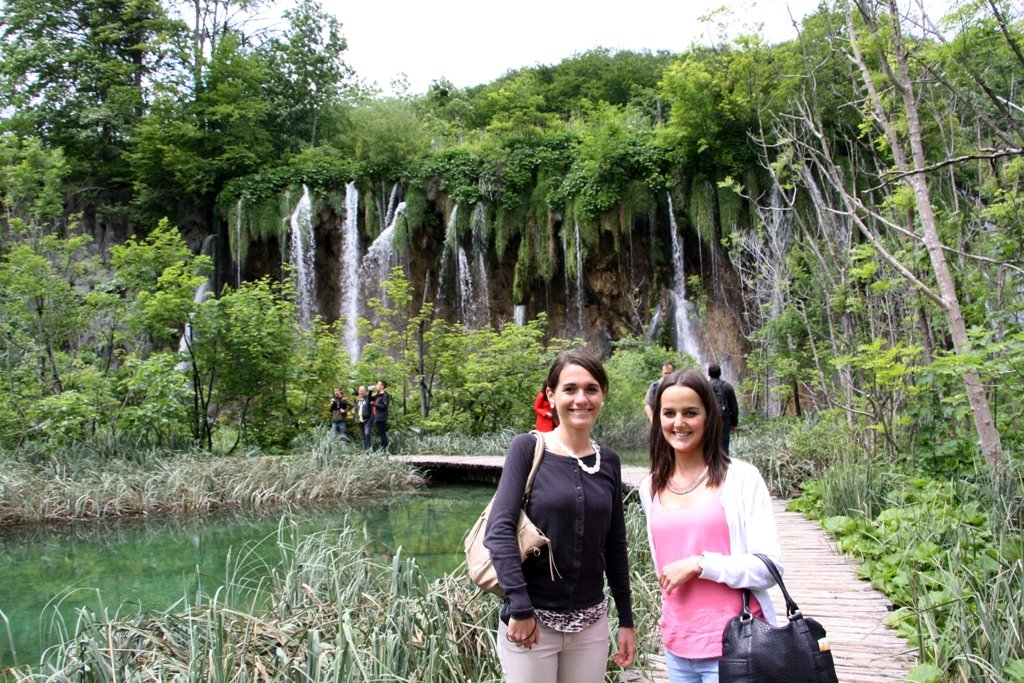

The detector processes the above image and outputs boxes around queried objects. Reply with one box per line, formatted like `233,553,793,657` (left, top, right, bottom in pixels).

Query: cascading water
339,181,361,361
235,198,243,287
176,235,217,371
435,204,458,307
361,202,405,312
382,183,401,231
573,222,585,336
514,305,526,326
436,203,490,329
457,245,475,326
667,195,707,367
469,202,491,328
645,302,664,344
289,185,317,328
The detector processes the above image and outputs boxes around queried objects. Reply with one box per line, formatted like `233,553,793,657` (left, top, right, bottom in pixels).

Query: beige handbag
464,431,559,596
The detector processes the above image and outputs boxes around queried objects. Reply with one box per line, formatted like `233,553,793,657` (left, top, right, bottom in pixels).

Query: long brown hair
649,369,729,494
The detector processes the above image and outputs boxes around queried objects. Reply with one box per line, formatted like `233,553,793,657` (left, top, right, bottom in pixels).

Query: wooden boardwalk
394,455,915,682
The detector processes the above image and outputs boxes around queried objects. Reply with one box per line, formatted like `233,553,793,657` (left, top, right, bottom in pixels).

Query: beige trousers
497,612,610,683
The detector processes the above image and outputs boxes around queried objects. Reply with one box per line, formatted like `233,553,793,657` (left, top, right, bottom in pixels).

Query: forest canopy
1,0,1023,478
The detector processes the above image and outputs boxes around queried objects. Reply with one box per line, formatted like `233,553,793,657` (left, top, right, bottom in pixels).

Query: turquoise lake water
0,482,495,670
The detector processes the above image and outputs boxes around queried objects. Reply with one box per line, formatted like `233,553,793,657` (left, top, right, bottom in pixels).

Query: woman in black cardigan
483,350,636,682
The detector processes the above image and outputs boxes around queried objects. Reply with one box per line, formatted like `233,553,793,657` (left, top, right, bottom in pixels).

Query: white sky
318,0,825,95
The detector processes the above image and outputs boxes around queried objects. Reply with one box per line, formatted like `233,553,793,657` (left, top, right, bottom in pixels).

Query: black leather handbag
719,553,839,683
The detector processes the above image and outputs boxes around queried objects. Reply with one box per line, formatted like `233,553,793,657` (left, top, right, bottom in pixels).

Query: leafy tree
129,30,275,219
191,277,299,449
0,0,180,189
0,135,71,245
264,0,352,148
425,316,556,435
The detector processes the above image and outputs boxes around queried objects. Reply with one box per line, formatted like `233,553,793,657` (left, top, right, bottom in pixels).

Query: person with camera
328,387,353,438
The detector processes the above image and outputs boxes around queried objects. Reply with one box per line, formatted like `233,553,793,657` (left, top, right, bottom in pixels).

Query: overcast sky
317,0,825,95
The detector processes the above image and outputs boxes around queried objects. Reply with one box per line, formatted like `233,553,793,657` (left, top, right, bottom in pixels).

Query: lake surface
0,482,495,670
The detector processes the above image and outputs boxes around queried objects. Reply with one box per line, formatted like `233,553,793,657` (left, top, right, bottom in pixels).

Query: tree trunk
848,0,1004,473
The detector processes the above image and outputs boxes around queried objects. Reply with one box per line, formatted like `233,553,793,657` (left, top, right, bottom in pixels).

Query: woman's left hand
610,627,636,667
658,555,702,594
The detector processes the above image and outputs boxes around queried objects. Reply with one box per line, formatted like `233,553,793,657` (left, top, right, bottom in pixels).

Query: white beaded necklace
548,431,601,474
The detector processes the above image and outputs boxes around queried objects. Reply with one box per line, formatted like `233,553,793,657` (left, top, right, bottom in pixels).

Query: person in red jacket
533,379,556,432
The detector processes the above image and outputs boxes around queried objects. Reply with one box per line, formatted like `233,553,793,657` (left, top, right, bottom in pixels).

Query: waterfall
382,183,401,231
289,184,316,327
573,222,584,337
645,301,664,343
234,198,242,287
176,235,217,371
436,203,490,329
562,228,571,334
514,304,526,326
470,202,491,328
339,181,361,361
436,205,457,319
668,195,707,367
361,202,405,311
457,245,475,326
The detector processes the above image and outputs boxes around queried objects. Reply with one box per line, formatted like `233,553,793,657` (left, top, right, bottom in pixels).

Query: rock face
226,187,750,379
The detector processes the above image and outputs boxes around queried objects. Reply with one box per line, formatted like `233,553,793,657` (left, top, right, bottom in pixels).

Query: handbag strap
753,553,802,619
521,430,546,508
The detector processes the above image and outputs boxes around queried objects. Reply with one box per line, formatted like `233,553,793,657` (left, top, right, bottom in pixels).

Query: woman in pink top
638,369,783,683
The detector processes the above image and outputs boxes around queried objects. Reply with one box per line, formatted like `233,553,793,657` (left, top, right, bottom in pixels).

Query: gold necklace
667,464,708,495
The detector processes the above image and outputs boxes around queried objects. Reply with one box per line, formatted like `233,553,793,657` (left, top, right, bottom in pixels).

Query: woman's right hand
658,556,703,594
506,617,540,649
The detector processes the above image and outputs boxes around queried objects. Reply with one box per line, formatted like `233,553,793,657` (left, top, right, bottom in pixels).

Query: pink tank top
651,489,763,659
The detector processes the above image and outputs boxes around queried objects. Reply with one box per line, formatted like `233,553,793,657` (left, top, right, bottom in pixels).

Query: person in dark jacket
483,350,636,682
371,380,391,451
355,385,373,450
328,387,353,438
708,364,739,454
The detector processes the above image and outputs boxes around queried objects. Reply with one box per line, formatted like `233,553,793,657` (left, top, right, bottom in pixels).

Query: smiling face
659,385,708,460
547,364,605,432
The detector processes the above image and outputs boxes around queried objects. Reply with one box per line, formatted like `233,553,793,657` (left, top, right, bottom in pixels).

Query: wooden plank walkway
394,455,915,682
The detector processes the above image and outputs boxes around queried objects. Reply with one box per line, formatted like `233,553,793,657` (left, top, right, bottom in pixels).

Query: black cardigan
483,433,634,627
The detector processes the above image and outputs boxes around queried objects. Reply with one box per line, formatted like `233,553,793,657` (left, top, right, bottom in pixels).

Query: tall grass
4,522,498,681
793,434,1024,683
384,429,516,456
0,431,417,526
2,504,662,682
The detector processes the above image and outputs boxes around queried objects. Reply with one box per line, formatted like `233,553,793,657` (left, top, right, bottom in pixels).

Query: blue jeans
359,420,373,450
331,420,346,437
665,651,718,683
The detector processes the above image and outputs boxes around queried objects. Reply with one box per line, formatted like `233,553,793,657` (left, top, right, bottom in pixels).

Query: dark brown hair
649,369,729,494
545,350,608,422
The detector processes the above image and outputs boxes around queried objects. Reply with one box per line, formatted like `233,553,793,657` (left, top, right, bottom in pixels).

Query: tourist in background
372,380,391,451
328,387,352,438
484,350,636,682
355,385,373,450
707,364,739,455
644,360,676,422
533,379,556,432
639,369,782,683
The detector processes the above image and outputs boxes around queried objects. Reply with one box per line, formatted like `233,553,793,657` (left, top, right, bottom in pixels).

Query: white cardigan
638,459,784,625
